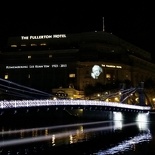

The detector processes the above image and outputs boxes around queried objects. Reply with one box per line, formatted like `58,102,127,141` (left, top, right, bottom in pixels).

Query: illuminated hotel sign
101,64,122,68
21,34,67,40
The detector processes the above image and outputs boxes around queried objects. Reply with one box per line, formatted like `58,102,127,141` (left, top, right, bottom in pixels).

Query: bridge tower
120,83,126,103
119,82,147,106
138,82,146,106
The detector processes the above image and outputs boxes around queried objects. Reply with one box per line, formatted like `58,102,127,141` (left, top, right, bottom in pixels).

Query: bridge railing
0,99,151,111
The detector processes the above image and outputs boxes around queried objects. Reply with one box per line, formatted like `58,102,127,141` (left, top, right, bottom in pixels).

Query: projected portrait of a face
91,65,103,79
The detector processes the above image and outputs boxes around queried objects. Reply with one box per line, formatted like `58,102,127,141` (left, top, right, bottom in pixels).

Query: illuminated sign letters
21,34,66,40
6,64,67,69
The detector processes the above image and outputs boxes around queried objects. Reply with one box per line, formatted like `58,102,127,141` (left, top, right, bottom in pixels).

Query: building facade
0,31,155,99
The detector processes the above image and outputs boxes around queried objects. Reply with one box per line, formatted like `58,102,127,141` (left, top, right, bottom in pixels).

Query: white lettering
60,64,67,67
6,65,28,69
116,66,122,68
44,65,50,68
21,34,66,40
53,34,66,38
35,65,44,68
6,64,68,69
106,65,115,68
29,65,34,68
29,35,53,40
21,36,29,40
52,64,58,68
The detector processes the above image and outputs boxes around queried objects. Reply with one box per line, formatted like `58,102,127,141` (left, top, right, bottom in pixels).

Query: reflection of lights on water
0,121,111,147
0,121,112,135
69,126,85,144
113,112,123,121
45,129,48,136
69,135,73,144
114,120,123,130
136,113,149,131
0,120,144,149
0,122,136,147
138,122,148,131
96,131,152,155
52,135,55,146
76,126,84,135
32,130,38,137
136,113,149,122
113,112,150,131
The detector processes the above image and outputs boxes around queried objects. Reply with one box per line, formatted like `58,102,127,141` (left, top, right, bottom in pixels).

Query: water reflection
0,121,114,147
0,120,111,135
0,113,152,154
96,113,152,155
96,131,152,155
113,120,123,130
136,113,150,131
0,121,138,147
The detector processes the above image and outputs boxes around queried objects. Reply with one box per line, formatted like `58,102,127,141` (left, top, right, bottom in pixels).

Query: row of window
11,43,47,47
4,73,76,80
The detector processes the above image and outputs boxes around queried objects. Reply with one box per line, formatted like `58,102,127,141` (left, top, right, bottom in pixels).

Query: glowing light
52,135,55,146
0,121,112,135
113,120,123,130
91,65,103,79
136,113,149,122
114,97,119,102
0,122,137,147
113,112,123,121
96,131,152,155
0,99,151,111
136,113,149,131
69,135,73,144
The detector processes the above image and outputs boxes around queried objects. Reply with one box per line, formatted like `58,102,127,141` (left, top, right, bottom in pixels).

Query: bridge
0,99,151,113
0,78,153,121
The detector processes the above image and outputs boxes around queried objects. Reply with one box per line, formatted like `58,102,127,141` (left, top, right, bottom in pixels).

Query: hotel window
31,44,37,46
4,74,8,79
40,43,46,46
11,45,17,47
69,74,75,78
21,44,26,47
106,74,111,79
49,55,52,58
28,55,31,59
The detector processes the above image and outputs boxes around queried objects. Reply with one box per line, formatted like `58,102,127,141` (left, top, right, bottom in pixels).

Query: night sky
0,1,155,57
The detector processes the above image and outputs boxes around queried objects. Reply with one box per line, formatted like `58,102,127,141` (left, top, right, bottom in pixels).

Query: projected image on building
91,65,103,79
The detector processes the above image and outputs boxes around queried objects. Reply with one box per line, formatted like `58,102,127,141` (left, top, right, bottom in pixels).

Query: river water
0,112,154,155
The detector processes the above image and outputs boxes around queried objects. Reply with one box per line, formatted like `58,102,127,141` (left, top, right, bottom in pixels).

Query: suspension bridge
0,78,153,113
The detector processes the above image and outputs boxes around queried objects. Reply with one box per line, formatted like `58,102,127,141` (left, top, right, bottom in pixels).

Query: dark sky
0,1,155,56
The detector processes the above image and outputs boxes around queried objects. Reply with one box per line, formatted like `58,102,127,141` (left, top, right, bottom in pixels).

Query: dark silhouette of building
0,31,155,99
